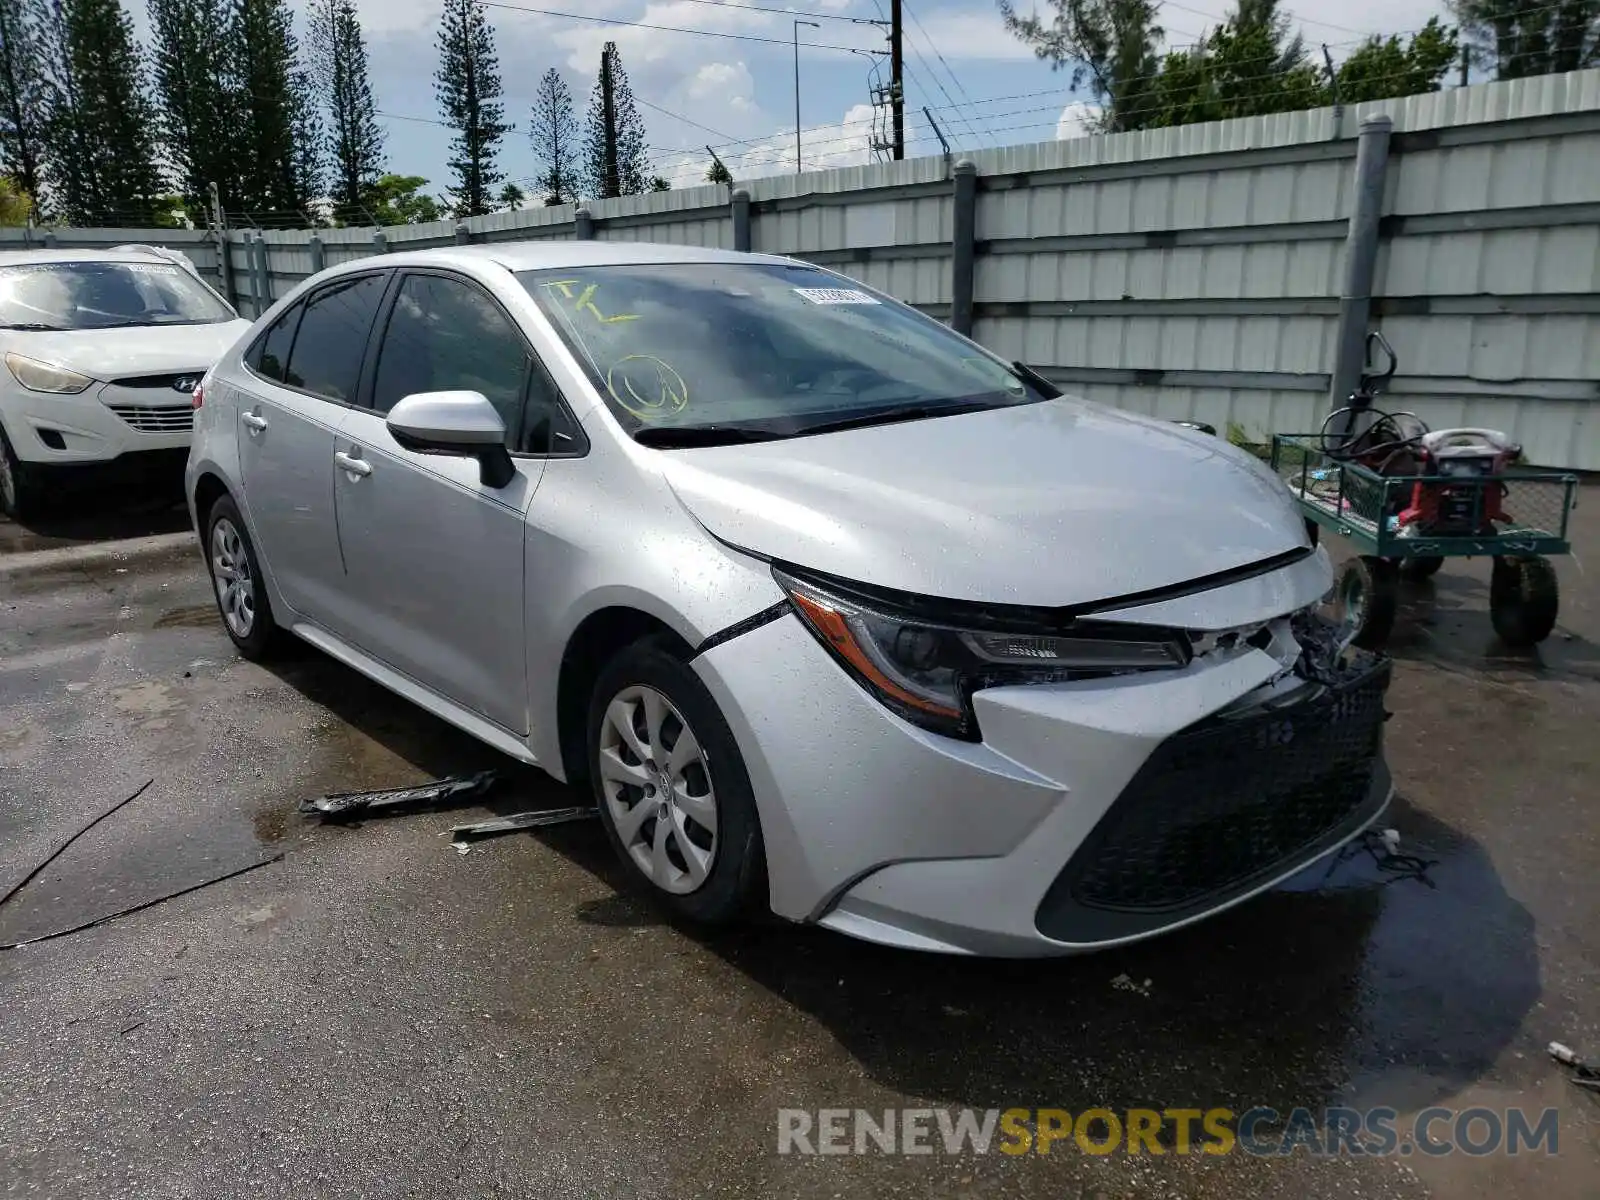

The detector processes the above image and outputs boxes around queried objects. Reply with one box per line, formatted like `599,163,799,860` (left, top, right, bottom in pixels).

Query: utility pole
1459,43,1470,87
889,0,905,159
601,47,619,199
793,19,819,174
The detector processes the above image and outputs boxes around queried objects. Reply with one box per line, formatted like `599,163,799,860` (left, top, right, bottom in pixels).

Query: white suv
0,248,250,518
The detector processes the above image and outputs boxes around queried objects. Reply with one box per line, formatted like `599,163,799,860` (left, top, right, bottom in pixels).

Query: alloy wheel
210,517,256,639
597,684,718,895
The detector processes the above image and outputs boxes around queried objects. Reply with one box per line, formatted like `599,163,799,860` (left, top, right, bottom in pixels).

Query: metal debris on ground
299,770,500,821
1111,973,1153,997
447,806,598,844
1549,1042,1600,1092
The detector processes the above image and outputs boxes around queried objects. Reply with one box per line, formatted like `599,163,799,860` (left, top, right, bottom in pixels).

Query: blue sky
136,0,1451,197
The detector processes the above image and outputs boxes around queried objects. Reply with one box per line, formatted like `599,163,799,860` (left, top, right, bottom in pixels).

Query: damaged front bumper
694,573,1395,957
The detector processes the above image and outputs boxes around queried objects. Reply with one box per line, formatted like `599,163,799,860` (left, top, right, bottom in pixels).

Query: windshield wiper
632,425,785,448
791,398,1007,439
0,321,68,331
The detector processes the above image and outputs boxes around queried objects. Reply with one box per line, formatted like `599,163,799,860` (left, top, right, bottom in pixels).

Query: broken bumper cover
693,608,1393,958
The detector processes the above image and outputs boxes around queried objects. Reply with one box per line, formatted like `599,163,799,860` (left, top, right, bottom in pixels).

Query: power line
627,0,888,25
479,1,885,55
901,0,997,147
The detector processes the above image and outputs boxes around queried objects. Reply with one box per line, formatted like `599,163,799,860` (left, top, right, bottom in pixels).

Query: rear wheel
1490,555,1559,647
0,426,42,521
203,495,281,660
587,639,765,924
1334,555,1398,649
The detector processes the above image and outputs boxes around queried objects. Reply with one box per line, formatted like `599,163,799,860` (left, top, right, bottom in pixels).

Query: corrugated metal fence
5,68,1598,469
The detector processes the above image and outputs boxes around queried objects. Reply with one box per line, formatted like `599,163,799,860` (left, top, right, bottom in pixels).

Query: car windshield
0,259,234,330
519,262,1045,442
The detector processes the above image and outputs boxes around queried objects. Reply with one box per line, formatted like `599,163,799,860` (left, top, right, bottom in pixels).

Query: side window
521,358,585,456
246,304,301,383
282,274,387,402
371,274,530,446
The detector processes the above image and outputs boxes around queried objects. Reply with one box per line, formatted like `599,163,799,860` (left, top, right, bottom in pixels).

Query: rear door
234,271,391,622
326,269,544,735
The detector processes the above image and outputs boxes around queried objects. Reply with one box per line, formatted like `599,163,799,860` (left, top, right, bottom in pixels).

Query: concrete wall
5,68,1597,469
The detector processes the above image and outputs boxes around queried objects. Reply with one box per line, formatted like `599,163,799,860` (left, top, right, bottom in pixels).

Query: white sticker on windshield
793,287,880,306
124,262,181,275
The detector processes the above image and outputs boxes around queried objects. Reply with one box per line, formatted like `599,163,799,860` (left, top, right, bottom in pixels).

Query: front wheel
203,495,282,660
1334,555,1399,649
1490,555,1559,647
0,426,42,521
587,639,766,924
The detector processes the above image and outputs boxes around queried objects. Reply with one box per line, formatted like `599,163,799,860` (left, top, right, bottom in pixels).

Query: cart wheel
1402,555,1445,579
1335,556,1398,649
1490,555,1559,647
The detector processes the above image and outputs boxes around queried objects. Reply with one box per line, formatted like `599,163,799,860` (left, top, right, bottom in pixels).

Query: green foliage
0,173,31,224
1450,0,1598,80
529,67,578,206
0,0,48,200
361,173,446,226
39,0,163,225
147,0,235,214
234,0,322,221
705,157,732,185
1333,19,1460,105
649,176,670,192
996,0,1162,132
583,42,651,198
434,0,509,218
310,0,384,222
497,181,525,210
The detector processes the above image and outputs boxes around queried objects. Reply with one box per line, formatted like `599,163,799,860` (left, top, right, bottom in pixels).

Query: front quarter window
519,262,1045,442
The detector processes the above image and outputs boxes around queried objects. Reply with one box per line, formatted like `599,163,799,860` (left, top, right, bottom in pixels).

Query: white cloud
1056,101,1099,140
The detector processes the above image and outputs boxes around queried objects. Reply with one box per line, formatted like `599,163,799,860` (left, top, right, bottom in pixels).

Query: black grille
1037,660,1391,942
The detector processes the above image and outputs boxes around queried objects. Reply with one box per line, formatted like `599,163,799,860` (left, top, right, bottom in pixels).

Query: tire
1490,555,1559,647
0,424,42,522
1335,555,1399,650
202,495,282,660
586,638,766,924
1401,555,1445,580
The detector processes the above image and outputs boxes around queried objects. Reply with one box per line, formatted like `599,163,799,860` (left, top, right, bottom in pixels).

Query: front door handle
334,450,372,479
241,411,268,432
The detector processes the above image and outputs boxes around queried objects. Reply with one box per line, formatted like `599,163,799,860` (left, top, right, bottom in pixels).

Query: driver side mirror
386,390,516,489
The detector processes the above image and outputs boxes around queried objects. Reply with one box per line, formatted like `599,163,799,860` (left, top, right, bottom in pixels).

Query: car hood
11,320,252,379
657,399,1310,609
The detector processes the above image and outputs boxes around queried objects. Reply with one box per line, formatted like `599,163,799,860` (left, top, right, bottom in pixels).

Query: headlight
774,567,1190,739
5,352,94,394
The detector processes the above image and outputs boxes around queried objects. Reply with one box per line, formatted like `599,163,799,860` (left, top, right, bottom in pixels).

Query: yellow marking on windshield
606,355,689,421
541,278,638,324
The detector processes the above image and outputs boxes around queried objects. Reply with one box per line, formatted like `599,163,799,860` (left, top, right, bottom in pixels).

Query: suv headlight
774,567,1190,739
5,352,94,394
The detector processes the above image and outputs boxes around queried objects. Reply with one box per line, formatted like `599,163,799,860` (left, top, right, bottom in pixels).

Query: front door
328,271,543,736
234,272,389,623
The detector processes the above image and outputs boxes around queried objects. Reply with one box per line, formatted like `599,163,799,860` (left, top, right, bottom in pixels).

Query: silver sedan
187,241,1392,956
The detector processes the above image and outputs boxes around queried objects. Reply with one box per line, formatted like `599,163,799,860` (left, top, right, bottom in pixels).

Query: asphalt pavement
1,487,1597,1199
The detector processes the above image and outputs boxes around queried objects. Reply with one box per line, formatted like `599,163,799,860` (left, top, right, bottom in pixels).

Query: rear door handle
241,411,268,432
334,451,372,478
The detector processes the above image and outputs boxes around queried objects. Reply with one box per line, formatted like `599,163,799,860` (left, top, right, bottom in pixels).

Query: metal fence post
251,234,271,315
372,229,388,255
1329,114,1393,410
42,231,56,249
575,208,594,240
731,188,751,253
951,159,978,337
455,221,472,245
308,233,325,275
215,229,236,307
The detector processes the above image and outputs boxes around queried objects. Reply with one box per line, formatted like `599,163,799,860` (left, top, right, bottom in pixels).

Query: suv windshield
520,262,1044,443
0,259,234,331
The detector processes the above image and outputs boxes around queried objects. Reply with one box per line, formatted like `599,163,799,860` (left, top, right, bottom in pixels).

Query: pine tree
434,0,508,218
309,0,383,222
582,42,651,198
529,67,577,206
147,0,237,212
0,0,47,202
1449,0,1598,79
38,0,162,224
997,0,1163,132
234,0,321,222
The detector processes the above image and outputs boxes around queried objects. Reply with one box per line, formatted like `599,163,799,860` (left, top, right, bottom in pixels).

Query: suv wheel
204,495,281,660
587,639,766,923
0,426,41,521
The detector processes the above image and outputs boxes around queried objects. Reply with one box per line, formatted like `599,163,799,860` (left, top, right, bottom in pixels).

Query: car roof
344,240,795,275
0,246,188,267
